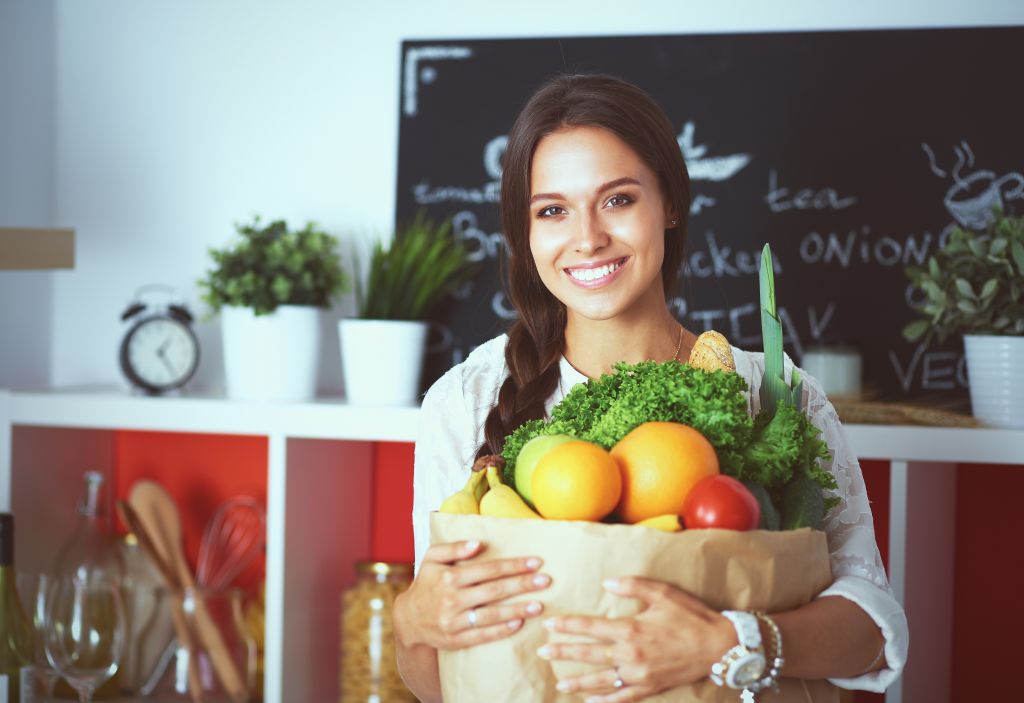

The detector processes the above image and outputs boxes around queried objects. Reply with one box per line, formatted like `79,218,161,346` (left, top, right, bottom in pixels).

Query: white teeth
569,259,623,281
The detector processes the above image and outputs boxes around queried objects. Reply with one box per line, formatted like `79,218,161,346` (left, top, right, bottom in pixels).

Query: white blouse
412,334,909,693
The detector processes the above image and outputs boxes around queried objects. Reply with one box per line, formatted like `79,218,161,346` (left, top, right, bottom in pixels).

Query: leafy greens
501,360,835,512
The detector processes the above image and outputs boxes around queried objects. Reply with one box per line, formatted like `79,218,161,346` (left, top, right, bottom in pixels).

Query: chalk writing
923,140,1024,230
678,122,752,181
799,228,934,268
685,231,783,279
453,211,507,262
403,46,473,117
889,343,969,392
764,170,857,213
492,291,517,320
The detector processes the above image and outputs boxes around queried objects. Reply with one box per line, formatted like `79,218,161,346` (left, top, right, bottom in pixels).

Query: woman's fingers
422,539,482,565
458,571,552,610
448,556,543,587
543,614,633,642
452,600,545,633
537,640,612,664
448,617,526,649
552,666,623,694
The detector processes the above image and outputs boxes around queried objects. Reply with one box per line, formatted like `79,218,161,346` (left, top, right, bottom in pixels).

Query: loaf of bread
687,330,736,373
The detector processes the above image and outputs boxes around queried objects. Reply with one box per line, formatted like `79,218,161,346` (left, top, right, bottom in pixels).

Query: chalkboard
395,27,1024,402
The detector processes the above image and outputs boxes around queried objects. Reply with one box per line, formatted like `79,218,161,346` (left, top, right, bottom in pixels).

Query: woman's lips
563,256,629,289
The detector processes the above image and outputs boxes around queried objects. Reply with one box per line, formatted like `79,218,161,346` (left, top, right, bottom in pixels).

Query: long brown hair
476,73,691,459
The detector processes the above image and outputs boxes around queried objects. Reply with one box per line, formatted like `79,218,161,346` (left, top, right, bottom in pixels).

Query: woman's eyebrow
529,176,642,205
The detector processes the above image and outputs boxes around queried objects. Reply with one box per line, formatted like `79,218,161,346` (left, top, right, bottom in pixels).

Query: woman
394,74,908,702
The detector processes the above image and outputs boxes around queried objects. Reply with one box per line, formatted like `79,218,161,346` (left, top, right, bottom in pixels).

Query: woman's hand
537,577,735,703
394,539,552,651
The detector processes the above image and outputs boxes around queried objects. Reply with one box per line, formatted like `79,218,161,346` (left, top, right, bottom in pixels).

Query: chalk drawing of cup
945,170,1024,230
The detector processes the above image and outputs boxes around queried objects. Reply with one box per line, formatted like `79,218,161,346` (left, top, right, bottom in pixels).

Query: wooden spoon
128,481,248,702
117,499,204,702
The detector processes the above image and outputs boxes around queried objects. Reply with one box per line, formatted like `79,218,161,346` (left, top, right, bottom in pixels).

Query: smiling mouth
564,256,629,284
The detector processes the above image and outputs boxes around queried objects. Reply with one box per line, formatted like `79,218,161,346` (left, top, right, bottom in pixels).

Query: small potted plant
198,216,347,402
340,211,475,406
903,209,1024,427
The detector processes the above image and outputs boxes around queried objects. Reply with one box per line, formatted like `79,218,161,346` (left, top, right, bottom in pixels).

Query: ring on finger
612,666,625,689
467,608,479,628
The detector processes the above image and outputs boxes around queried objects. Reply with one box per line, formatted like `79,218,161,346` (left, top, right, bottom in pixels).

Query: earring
670,219,678,227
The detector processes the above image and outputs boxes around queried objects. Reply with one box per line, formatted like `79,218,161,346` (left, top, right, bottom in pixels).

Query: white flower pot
339,319,429,407
222,305,321,402
964,334,1024,428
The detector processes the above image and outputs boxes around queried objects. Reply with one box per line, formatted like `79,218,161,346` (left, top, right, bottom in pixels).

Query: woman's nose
574,211,610,254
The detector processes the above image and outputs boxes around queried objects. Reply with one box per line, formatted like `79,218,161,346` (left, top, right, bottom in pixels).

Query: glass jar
149,588,256,702
340,561,415,703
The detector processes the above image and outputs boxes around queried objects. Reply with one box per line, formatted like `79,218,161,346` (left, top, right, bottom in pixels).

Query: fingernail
525,557,542,569
465,540,480,551
603,578,621,591
507,618,523,629
537,644,552,659
525,601,542,615
533,574,550,587
543,617,557,629
585,697,601,703
555,680,571,693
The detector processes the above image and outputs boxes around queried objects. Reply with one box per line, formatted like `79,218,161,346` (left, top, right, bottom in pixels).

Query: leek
758,243,803,417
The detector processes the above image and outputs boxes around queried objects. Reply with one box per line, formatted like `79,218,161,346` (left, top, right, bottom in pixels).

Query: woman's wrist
394,590,425,650
704,612,740,675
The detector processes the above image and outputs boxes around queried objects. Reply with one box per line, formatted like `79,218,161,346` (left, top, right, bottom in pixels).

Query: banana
635,514,684,532
439,463,488,515
687,330,736,373
477,455,543,520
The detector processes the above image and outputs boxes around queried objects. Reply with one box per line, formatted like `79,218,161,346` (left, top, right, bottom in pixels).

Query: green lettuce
500,359,837,516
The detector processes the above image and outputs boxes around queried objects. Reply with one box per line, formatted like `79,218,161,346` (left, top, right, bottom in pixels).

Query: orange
531,440,622,521
611,422,719,524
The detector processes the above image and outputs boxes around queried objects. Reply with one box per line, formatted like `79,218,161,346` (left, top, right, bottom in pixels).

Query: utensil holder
147,588,256,702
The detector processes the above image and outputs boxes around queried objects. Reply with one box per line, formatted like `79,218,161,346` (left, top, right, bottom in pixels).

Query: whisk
196,496,266,590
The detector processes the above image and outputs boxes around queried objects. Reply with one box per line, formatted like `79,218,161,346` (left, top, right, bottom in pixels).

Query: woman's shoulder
420,333,509,412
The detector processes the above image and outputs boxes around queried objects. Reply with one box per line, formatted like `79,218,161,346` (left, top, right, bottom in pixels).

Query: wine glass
43,577,126,703
15,573,60,703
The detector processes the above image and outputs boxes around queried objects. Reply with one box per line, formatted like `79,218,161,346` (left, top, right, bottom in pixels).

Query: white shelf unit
2,386,1022,703
0,386,418,703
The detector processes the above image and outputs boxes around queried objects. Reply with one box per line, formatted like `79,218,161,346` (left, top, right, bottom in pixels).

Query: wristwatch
710,610,767,690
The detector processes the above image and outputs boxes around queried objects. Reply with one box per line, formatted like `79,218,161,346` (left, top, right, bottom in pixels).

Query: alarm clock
119,285,200,394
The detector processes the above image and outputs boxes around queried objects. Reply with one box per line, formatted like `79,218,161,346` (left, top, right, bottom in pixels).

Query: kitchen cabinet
2,387,1022,703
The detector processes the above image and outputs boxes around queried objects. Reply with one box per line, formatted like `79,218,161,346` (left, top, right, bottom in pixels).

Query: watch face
728,652,767,688
121,316,199,392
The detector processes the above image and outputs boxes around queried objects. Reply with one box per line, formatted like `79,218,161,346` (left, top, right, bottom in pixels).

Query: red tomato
682,475,761,531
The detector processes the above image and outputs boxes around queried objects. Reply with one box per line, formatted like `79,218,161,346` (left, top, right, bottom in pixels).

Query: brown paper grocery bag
431,512,839,703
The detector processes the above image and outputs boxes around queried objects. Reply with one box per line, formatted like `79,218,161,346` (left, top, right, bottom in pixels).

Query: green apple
515,434,576,507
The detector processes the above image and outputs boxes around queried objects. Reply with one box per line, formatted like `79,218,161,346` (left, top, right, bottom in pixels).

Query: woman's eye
606,194,633,208
538,206,566,218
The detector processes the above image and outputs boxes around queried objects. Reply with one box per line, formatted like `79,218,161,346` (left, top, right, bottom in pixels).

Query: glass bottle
0,513,35,703
52,472,125,699
340,561,415,703
120,533,173,694
53,472,125,584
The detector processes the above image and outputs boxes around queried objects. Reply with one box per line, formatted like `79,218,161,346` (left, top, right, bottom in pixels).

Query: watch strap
721,610,763,650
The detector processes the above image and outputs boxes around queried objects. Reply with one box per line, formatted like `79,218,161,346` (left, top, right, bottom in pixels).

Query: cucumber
780,472,825,531
742,479,781,531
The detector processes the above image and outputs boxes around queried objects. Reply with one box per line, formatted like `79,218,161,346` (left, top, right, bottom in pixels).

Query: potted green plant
903,209,1024,427
340,211,475,406
198,216,347,401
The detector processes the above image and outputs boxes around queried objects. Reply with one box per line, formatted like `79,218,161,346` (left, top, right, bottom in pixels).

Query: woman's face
528,126,673,323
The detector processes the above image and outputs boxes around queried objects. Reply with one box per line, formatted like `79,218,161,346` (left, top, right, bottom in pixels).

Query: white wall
0,0,55,389
6,0,1023,392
